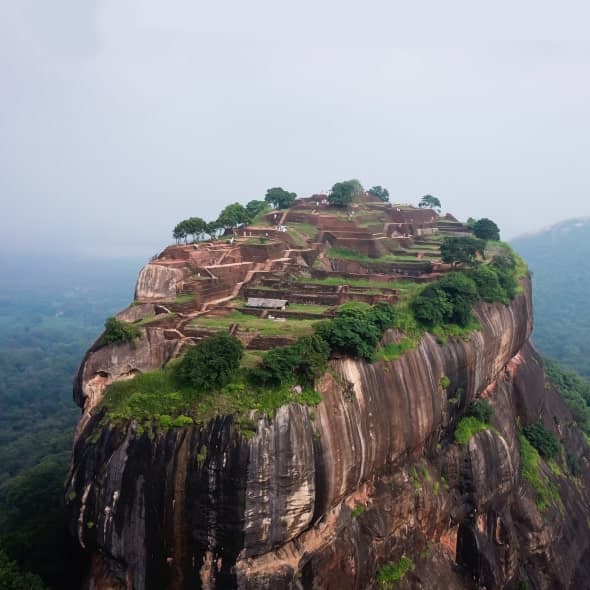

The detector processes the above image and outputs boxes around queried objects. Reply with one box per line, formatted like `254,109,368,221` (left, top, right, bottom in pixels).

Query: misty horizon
2,2,589,258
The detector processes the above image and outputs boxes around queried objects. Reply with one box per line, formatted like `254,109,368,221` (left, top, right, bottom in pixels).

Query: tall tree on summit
328,179,364,207
418,195,441,211
368,186,390,202
264,187,297,209
217,203,250,230
472,218,500,241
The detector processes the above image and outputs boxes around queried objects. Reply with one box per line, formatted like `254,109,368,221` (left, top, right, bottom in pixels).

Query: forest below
0,254,141,588
512,218,590,378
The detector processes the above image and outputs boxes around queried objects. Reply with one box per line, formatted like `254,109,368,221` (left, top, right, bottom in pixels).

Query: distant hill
512,217,590,377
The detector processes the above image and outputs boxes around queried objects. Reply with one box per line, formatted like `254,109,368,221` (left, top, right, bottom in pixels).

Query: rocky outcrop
73,329,179,437
66,275,590,589
134,263,185,301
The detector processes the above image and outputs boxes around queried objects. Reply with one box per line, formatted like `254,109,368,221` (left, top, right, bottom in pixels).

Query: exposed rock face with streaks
67,199,590,589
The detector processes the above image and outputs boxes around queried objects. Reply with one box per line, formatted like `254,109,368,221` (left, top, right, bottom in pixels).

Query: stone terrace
125,195,470,351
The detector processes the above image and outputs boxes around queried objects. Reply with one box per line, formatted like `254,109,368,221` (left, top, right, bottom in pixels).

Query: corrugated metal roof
246,298,288,309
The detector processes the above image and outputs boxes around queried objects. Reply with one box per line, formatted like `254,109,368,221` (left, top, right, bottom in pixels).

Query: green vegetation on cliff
376,556,415,588
99,316,140,346
453,399,494,445
518,434,562,512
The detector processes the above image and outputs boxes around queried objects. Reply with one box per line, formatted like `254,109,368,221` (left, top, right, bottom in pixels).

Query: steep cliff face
67,279,590,589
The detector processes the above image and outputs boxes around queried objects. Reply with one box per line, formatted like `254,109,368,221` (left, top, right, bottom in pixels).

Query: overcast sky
1,1,589,258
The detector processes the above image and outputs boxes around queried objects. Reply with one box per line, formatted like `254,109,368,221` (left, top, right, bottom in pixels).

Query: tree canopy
418,195,441,211
472,218,500,241
217,203,250,229
440,236,486,267
328,179,363,207
172,217,207,243
412,273,478,327
245,200,269,219
174,333,244,391
368,186,390,202
264,187,297,210
314,301,396,359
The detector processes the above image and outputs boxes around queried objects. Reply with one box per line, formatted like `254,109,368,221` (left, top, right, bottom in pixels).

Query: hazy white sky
1,1,589,257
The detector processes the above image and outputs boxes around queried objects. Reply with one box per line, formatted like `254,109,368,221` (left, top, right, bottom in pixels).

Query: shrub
412,273,478,328
519,434,562,511
437,273,478,326
101,317,140,345
522,423,560,459
441,236,486,267
468,399,493,423
469,265,508,303
171,415,194,427
376,557,415,588
412,285,453,326
489,254,518,299
316,302,382,360
567,452,581,477
294,334,330,384
174,333,243,392
367,301,398,332
454,416,488,445
249,334,330,387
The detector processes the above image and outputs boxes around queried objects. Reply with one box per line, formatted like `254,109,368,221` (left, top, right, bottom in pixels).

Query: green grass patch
376,557,415,588
283,303,332,313
351,503,367,518
134,312,176,326
519,434,563,512
327,247,421,263
373,337,418,362
97,367,322,431
190,310,317,338
373,302,422,362
174,293,197,304
293,275,420,294
454,416,489,445
431,318,481,344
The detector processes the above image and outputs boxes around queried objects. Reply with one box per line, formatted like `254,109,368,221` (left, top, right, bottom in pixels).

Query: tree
440,237,486,267
328,179,363,207
173,220,189,243
217,203,250,230
418,195,441,211
293,334,330,384
184,217,207,241
174,333,243,391
245,200,269,219
173,217,207,243
437,273,478,326
206,220,223,240
264,187,297,209
411,285,453,326
473,218,500,241
468,399,493,423
412,273,478,327
315,302,381,359
0,550,45,590
469,265,507,303
368,186,390,202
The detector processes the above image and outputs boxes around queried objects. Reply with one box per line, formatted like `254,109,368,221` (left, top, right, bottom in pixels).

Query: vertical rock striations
67,278,590,589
